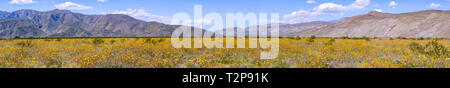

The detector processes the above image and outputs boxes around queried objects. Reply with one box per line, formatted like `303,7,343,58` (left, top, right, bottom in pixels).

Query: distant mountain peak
47,9,73,13
365,11,396,18
368,10,383,15
419,9,444,12
16,9,38,12
0,11,9,14
104,14,142,22
306,21,332,24
413,10,447,14
0,11,9,18
12,9,39,13
8,9,40,18
0,10,9,13
106,14,131,17
328,17,348,23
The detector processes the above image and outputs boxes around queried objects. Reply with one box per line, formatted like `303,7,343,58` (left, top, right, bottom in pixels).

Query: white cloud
284,10,312,18
389,1,397,6
55,2,93,10
372,9,383,12
9,0,37,4
97,0,107,3
283,10,317,23
313,3,348,13
389,1,397,8
427,3,440,8
311,0,370,14
306,0,316,4
348,0,370,9
284,0,370,23
105,9,171,24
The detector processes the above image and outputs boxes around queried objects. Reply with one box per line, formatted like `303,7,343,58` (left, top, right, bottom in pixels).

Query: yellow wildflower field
0,38,448,68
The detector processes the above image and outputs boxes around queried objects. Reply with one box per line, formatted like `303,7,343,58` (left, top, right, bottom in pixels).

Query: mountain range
0,9,448,38
0,9,183,38
311,10,449,38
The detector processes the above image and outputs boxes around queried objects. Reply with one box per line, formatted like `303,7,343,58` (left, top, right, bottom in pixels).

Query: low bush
325,38,335,46
16,40,33,47
92,38,105,45
409,40,448,58
307,35,315,43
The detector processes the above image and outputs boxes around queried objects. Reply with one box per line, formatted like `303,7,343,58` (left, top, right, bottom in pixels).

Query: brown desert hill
216,21,332,37
211,9,449,38
311,10,450,38
275,21,332,37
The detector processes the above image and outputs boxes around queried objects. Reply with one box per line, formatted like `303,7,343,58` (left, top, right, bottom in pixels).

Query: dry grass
0,38,448,68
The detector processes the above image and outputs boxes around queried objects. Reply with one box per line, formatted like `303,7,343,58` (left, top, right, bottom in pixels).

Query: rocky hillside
217,10,450,38
217,21,332,37
305,10,449,38
0,9,185,38
275,21,332,37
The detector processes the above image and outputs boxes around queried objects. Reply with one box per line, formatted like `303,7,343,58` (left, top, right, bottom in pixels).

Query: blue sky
1,0,449,24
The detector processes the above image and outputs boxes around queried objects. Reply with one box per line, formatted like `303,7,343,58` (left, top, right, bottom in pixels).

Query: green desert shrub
92,38,105,45
340,36,349,39
55,38,62,42
409,42,424,53
424,40,448,57
109,40,116,44
16,40,33,47
325,38,335,46
294,36,301,40
417,37,425,40
409,40,448,58
307,35,316,43
145,38,165,45
362,36,370,41
144,38,153,43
